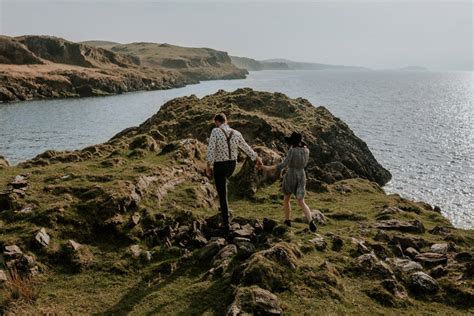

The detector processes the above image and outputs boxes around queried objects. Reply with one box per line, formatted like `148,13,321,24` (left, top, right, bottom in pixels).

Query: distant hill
231,56,368,71
86,41,246,81
80,40,121,50
230,56,288,71
0,36,247,102
263,58,369,71
398,66,429,71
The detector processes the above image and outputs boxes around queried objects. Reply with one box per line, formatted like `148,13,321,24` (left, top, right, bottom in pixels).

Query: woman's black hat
284,132,305,146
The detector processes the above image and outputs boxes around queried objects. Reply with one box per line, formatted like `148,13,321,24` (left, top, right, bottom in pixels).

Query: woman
260,132,317,232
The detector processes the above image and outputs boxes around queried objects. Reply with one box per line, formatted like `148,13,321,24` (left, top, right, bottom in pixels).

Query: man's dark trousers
213,160,237,232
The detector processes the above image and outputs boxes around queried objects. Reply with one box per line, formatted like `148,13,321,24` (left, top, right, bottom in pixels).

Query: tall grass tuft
4,267,37,303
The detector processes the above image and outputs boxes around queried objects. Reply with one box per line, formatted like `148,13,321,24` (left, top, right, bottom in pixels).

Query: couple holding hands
205,113,317,236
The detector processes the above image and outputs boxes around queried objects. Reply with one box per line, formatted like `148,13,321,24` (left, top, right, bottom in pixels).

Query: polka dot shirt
206,124,258,163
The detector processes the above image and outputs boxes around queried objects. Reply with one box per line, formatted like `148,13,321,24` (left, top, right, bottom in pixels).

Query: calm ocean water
0,70,472,228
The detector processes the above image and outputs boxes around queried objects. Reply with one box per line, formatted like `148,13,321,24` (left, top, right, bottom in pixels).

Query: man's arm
206,129,218,176
237,133,262,166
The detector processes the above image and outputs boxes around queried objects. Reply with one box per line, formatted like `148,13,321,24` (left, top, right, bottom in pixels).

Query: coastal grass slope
0,90,472,314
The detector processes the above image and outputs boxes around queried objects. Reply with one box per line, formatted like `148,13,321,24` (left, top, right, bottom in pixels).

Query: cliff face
0,36,247,103
16,36,140,68
0,36,44,65
0,90,471,314
89,42,247,81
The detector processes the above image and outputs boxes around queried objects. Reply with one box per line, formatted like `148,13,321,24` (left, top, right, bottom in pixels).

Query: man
206,113,262,234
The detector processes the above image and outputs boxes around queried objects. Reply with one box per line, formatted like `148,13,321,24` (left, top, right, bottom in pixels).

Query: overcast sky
0,0,472,70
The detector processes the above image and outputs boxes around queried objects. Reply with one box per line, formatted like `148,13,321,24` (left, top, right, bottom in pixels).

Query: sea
0,70,472,229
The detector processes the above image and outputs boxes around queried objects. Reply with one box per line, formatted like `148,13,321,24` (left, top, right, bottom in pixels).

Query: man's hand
206,164,213,178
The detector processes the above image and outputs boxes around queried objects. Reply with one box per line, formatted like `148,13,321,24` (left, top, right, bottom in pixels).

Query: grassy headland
0,35,247,103
0,89,472,314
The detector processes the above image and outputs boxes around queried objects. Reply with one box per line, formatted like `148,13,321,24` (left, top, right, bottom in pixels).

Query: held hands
206,164,213,178
255,156,264,170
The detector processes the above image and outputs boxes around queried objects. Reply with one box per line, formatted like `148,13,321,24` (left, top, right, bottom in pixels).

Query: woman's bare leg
297,198,312,222
283,195,292,221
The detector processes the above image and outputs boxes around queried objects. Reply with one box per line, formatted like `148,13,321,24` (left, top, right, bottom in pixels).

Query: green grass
1,150,473,315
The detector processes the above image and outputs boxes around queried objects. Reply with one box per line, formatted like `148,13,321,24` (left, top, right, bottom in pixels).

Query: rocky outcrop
0,155,9,168
125,89,391,187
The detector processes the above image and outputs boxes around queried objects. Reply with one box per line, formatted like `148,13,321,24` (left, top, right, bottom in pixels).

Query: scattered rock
389,235,427,251
4,245,23,258
409,271,439,294
428,226,451,236
375,220,425,234
9,175,28,189
310,209,328,225
11,202,35,214
232,224,255,239
260,243,300,271
35,228,50,247
374,230,390,242
129,134,159,151
236,241,256,259
331,235,344,251
390,258,423,273
272,224,288,237
454,252,472,262
429,243,450,254
227,286,282,316
334,184,351,193
376,206,404,219
306,178,329,193
197,238,226,260
353,253,393,278
389,244,404,258
309,235,327,251
366,279,409,307
131,212,141,226
351,237,370,255
68,239,81,251
415,253,448,268
0,270,7,282
189,231,208,248
214,244,238,262
404,247,420,259
430,265,447,278
263,218,277,232
129,244,142,258
370,243,390,259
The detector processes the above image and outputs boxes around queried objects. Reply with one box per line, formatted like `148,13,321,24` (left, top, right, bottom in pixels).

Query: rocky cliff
0,90,471,314
0,36,247,103
118,88,391,190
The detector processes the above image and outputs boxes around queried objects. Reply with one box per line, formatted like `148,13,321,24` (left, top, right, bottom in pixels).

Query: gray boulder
409,271,439,294
35,228,50,247
227,286,282,315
